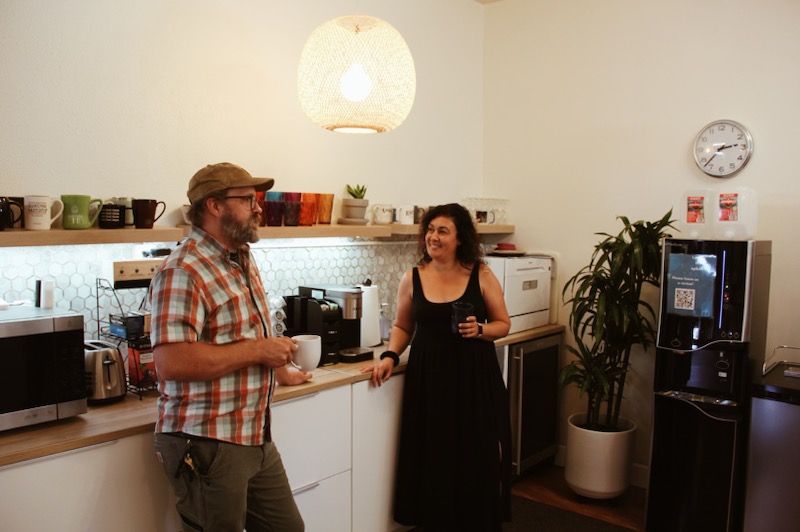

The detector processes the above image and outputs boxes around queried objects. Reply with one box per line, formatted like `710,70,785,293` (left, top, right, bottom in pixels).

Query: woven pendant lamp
298,15,416,134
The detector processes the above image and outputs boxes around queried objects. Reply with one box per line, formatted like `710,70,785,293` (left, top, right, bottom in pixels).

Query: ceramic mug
414,205,426,224
110,196,135,226
291,334,321,372
9,196,25,228
372,204,394,225
61,195,102,229
132,199,166,229
98,203,126,229
475,209,496,224
394,205,415,225
24,195,64,231
451,301,475,335
0,197,23,231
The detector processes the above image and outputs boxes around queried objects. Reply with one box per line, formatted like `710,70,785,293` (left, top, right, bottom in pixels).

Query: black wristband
380,350,400,367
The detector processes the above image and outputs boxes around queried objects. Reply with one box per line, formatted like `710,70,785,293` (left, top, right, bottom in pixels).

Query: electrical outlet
103,258,165,288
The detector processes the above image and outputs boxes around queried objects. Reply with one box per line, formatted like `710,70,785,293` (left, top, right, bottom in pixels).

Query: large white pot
564,412,636,499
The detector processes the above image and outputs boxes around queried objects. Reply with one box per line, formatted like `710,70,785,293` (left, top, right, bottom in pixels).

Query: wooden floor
511,464,646,531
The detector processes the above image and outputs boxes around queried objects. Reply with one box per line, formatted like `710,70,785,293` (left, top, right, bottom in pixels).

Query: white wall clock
693,119,753,177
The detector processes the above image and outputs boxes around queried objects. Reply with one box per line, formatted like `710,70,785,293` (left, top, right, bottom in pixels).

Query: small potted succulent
341,184,369,221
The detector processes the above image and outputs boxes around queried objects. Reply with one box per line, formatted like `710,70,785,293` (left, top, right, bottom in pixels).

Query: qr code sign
674,288,696,311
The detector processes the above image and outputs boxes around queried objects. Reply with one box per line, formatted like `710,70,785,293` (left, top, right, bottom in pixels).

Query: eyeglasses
223,195,259,210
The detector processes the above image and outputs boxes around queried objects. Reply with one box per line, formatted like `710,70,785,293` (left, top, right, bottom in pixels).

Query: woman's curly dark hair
417,203,484,267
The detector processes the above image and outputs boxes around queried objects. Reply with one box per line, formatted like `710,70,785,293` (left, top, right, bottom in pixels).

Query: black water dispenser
646,239,771,532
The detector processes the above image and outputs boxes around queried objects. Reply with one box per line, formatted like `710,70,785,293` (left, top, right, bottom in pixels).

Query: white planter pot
564,412,636,499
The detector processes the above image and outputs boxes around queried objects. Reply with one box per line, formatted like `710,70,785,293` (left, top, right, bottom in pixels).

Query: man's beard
220,208,260,245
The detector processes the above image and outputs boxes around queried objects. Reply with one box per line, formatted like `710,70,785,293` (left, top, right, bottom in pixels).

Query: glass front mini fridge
507,332,562,477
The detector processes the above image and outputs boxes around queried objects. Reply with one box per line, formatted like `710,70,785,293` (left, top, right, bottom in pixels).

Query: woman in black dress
363,203,512,531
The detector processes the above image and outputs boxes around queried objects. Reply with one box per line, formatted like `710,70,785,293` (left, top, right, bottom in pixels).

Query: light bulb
340,63,373,102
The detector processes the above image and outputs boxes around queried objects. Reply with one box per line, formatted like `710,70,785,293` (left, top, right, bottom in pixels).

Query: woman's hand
360,357,395,387
458,316,481,338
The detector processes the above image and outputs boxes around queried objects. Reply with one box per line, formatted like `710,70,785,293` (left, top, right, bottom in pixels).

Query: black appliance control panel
657,239,753,352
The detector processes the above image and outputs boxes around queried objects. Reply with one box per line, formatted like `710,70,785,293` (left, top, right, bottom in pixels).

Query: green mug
61,195,102,229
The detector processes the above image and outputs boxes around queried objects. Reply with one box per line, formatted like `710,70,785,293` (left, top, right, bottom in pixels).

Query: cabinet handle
273,391,320,407
292,481,320,495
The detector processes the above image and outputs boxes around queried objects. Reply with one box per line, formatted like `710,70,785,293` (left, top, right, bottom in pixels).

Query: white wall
8,0,799,490
484,0,800,479
0,0,486,225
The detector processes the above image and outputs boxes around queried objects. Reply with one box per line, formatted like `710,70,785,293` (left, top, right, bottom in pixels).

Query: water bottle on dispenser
676,189,713,239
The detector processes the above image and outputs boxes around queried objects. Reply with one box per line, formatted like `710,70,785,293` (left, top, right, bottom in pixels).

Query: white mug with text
24,196,64,230
394,205,415,225
372,204,394,225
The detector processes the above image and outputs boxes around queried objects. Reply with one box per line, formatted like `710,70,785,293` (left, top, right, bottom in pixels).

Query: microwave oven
0,306,88,432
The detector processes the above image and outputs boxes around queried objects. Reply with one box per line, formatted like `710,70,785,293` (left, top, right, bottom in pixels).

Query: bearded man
149,162,309,532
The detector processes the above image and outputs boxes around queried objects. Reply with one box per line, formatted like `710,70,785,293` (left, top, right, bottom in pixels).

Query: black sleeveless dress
393,264,512,531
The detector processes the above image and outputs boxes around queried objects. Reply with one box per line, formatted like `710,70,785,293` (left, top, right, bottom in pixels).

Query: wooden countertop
0,325,563,468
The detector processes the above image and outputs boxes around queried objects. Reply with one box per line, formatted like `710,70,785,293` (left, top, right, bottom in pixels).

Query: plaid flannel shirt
149,226,274,446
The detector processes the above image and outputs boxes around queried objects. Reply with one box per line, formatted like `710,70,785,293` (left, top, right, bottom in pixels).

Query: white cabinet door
293,469,351,532
271,384,351,489
351,374,405,532
0,432,180,532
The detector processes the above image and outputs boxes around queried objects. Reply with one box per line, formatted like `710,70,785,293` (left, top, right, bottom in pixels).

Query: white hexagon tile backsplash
0,239,418,340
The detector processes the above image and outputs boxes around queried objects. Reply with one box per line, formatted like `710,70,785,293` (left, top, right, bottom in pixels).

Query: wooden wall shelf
0,227,185,248
0,224,515,248
386,223,515,236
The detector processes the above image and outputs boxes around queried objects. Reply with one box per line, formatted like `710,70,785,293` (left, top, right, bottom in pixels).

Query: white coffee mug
394,205,415,225
372,204,394,225
292,334,321,372
24,196,64,231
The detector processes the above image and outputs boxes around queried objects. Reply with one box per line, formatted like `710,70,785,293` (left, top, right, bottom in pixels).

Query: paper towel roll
359,285,382,347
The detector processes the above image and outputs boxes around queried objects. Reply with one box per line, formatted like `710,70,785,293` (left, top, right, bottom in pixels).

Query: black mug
451,301,475,334
98,203,126,229
0,197,23,231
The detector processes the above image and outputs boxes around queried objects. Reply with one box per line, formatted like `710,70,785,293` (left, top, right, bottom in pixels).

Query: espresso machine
284,284,371,366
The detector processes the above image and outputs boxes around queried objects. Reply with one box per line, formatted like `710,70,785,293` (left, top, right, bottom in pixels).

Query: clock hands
703,143,739,168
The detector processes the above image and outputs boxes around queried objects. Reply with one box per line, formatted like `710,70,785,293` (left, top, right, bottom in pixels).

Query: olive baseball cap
187,162,275,204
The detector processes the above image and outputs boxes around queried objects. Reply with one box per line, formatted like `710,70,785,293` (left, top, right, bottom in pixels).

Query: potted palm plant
341,184,369,221
560,210,674,499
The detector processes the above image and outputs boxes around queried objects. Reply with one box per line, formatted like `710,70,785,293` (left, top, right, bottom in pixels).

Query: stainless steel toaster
84,340,127,403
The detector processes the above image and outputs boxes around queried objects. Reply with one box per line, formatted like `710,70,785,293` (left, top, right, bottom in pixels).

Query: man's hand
276,365,312,386
259,336,298,368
